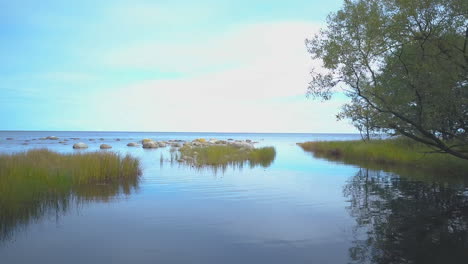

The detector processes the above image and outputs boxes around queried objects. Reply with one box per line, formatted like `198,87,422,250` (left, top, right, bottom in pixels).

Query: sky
0,0,355,133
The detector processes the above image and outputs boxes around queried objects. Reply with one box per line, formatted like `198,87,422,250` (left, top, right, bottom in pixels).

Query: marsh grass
0,149,141,241
298,138,468,176
179,145,276,169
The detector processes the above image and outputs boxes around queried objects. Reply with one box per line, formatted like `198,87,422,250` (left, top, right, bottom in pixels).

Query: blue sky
1,0,354,133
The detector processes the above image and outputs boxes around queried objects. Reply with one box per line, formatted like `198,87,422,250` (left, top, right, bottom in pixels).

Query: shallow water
1,132,467,264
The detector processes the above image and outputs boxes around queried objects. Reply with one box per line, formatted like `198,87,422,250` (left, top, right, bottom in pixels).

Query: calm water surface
0,132,467,264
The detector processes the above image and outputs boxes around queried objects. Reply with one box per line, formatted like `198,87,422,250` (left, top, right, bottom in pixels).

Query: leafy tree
306,0,468,159
337,97,384,141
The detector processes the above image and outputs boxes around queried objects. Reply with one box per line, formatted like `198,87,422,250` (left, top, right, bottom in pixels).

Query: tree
306,0,468,159
344,168,468,263
337,97,383,141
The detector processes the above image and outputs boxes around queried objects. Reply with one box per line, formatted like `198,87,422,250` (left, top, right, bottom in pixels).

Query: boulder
142,141,158,148
127,142,139,147
73,142,88,149
46,136,59,140
142,138,154,144
158,142,167,147
100,144,112,149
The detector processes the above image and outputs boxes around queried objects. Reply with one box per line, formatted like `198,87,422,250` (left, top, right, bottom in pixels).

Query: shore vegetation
298,138,468,176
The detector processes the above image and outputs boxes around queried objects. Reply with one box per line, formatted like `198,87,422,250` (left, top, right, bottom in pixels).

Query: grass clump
298,138,468,176
179,145,276,169
0,149,141,241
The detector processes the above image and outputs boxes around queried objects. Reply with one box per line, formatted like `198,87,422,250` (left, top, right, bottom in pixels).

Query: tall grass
179,145,276,169
298,138,468,176
0,149,141,241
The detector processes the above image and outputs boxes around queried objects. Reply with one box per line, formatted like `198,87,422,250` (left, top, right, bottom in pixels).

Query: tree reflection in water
344,168,468,264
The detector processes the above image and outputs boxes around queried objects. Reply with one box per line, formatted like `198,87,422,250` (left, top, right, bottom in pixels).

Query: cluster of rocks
141,139,168,149
182,138,256,149
39,136,59,140
72,143,112,149
10,136,257,151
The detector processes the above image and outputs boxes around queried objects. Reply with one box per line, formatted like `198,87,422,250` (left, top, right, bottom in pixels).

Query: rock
6,138,14,140
99,138,105,141
21,143,28,145
127,142,139,147
39,137,47,140
100,144,112,149
246,139,252,143
73,142,88,149
59,141,66,143
89,139,95,141
215,140,227,144
70,138,80,140
115,138,121,141
46,136,59,140
142,141,158,148
193,138,206,143
158,142,167,147
228,138,234,141
229,141,254,149
171,142,183,148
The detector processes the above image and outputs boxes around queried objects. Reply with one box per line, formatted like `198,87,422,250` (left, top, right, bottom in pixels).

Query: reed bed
0,149,141,241
178,145,276,168
298,138,468,176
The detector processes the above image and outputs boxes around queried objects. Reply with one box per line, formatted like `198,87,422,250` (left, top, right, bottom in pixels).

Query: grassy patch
178,145,276,169
298,138,468,176
0,149,141,241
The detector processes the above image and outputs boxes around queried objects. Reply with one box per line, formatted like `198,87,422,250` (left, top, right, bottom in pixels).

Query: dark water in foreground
1,132,467,264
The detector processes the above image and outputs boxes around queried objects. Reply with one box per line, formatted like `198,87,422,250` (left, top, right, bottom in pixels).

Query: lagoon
1,132,467,264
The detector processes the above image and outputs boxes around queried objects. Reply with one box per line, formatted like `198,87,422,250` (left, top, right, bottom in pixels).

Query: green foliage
179,145,276,169
298,138,468,176
0,149,141,241
307,0,468,159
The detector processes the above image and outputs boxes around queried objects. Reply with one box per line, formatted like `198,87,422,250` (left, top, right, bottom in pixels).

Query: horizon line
0,130,358,135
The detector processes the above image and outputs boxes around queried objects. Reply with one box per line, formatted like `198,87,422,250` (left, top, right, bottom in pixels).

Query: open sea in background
1,131,467,264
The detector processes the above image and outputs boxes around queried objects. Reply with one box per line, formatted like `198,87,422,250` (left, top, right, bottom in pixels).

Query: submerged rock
46,136,59,140
6,138,14,140
73,142,88,149
100,144,112,149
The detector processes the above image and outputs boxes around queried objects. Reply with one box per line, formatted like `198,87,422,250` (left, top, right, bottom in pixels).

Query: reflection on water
0,177,140,243
345,168,468,264
2,132,468,263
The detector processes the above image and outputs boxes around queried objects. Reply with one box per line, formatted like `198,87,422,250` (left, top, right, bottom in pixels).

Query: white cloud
87,21,354,133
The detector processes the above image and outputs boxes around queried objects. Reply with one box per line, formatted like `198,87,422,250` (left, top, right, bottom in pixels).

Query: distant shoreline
0,130,360,135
